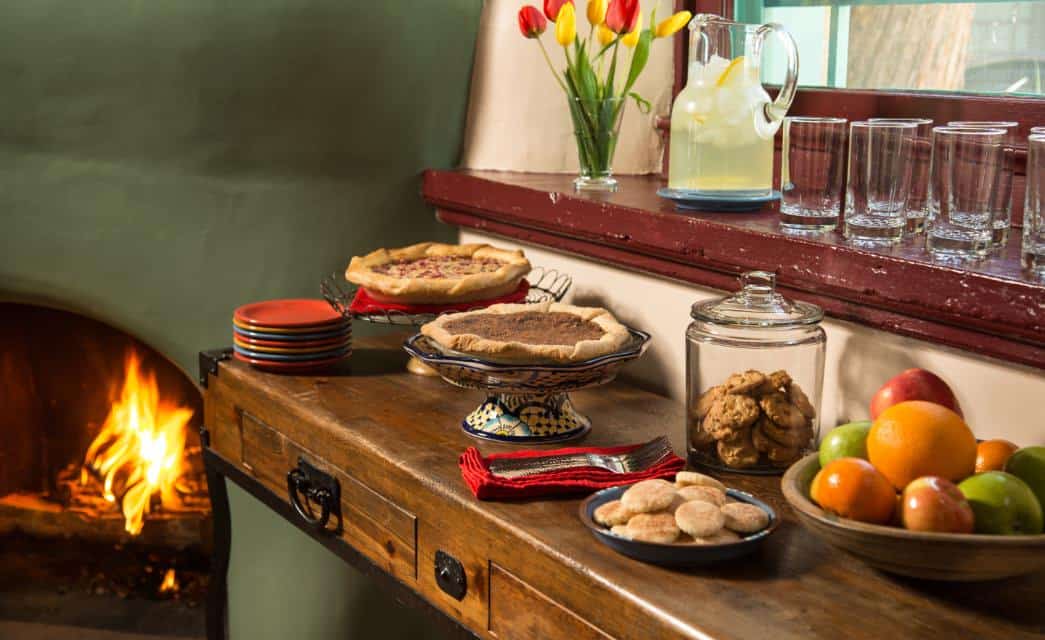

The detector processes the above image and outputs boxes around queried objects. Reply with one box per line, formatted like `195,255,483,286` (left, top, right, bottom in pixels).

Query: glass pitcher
669,14,799,196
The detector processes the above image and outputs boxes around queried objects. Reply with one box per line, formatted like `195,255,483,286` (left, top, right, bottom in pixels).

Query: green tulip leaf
628,91,651,114
623,29,652,95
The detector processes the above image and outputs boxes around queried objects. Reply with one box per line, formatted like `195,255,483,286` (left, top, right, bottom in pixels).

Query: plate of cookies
579,472,778,566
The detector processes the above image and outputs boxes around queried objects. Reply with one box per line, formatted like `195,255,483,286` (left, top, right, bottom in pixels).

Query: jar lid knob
740,270,776,293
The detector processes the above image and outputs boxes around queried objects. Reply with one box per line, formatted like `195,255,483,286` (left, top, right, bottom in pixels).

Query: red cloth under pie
460,442,686,500
348,280,531,315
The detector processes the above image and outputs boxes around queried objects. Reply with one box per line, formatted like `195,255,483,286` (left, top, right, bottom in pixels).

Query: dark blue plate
579,485,779,567
233,324,351,342
232,344,351,362
657,187,781,212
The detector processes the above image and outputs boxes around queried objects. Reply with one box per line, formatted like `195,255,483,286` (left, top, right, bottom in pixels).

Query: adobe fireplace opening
0,302,210,636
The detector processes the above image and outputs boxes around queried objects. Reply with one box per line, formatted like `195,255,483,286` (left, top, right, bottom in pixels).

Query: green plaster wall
0,1,480,637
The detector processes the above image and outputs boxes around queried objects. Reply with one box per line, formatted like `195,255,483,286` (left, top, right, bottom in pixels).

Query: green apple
958,471,1044,535
1005,446,1045,512
818,421,872,468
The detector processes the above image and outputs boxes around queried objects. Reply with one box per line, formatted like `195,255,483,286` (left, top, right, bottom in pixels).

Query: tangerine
811,458,896,525
975,439,1019,473
867,401,977,490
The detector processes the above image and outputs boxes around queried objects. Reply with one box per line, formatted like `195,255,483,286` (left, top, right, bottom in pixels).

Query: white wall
462,230,1045,446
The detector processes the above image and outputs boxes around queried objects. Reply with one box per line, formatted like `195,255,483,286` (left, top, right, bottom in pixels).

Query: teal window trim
764,0,1023,5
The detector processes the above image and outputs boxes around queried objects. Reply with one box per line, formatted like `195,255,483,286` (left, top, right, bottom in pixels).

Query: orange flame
82,351,193,535
159,568,179,594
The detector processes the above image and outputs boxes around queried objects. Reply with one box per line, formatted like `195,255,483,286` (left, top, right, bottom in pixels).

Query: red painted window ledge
422,170,1045,370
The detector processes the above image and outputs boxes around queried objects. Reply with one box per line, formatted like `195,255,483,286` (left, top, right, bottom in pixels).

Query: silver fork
487,436,674,479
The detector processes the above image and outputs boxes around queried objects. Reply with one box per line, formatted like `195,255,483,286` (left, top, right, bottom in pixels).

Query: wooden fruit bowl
781,454,1045,581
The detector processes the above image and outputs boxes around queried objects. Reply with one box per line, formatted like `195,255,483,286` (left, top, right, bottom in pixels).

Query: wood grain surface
204,335,1045,640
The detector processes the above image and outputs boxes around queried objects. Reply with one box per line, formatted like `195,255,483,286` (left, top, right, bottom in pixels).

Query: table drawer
214,406,416,581
489,564,613,640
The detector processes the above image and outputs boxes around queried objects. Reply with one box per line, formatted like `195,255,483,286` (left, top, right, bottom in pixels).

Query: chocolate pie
345,242,531,304
421,301,630,364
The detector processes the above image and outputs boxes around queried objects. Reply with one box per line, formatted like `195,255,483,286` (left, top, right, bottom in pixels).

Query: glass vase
568,96,625,192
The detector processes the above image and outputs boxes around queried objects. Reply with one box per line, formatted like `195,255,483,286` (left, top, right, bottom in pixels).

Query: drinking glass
925,127,1004,262
780,117,847,232
948,121,1018,247
843,121,917,246
869,118,933,233
1031,126,1045,135
1024,134,1045,281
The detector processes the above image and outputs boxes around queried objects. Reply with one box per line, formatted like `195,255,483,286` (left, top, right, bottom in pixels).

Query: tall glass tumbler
843,121,917,246
1032,126,1045,135
925,127,1005,262
948,121,1018,247
869,118,933,233
1024,135,1045,281
780,117,847,232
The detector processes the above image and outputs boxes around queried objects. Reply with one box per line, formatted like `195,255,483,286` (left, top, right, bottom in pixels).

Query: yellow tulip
555,2,576,46
597,23,616,46
621,12,641,48
587,0,607,26
654,11,691,38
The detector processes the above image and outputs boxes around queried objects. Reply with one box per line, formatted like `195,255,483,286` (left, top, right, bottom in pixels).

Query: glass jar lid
691,271,823,328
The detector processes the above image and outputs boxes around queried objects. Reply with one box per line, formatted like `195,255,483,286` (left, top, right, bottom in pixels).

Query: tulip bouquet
518,0,691,191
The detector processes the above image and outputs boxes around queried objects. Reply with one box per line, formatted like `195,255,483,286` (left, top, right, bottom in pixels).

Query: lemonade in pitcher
668,15,798,197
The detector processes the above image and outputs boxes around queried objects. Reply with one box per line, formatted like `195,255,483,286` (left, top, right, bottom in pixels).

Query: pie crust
421,301,631,364
345,242,531,304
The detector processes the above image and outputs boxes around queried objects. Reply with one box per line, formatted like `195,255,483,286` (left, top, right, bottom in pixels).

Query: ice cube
702,55,731,85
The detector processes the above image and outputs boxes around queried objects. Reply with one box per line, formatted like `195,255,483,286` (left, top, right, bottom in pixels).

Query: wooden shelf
423,169,1045,370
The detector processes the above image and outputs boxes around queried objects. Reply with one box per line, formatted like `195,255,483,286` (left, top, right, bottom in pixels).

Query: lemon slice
715,56,746,87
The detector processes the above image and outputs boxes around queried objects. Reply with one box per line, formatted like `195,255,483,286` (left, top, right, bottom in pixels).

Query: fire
82,351,194,535
158,568,179,595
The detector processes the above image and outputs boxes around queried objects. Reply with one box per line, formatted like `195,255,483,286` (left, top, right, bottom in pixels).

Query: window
740,1,1045,96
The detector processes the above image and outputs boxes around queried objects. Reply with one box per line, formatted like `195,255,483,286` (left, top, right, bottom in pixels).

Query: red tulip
518,5,548,38
543,0,573,22
605,0,640,34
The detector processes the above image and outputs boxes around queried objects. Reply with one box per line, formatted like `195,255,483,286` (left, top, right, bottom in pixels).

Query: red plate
233,334,351,349
234,299,344,328
233,351,350,371
233,336,350,354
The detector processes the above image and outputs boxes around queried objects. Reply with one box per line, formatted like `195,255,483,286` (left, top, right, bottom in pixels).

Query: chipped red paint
423,169,1045,370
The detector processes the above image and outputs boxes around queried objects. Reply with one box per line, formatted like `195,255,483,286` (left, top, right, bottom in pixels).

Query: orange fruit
975,439,1019,473
867,400,977,490
811,458,897,525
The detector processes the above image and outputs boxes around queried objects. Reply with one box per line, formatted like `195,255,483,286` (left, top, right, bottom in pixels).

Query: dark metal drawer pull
435,550,466,601
286,458,342,534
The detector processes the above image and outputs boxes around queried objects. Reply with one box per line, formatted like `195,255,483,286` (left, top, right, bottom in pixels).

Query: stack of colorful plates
233,299,351,372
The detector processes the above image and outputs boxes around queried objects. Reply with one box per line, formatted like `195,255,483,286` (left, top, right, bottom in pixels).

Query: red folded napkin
348,280,531,315
460,442,685,500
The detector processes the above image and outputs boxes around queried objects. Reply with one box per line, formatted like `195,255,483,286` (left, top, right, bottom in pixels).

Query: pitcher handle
754,22,799,138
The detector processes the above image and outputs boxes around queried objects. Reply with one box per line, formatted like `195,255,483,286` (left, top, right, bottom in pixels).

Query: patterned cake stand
322,267,572,376
402,328,651,444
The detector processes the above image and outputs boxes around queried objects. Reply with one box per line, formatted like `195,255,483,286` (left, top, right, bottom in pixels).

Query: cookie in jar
686,272,825,474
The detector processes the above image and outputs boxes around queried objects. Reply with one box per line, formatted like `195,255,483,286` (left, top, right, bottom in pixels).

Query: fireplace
0,303,210,635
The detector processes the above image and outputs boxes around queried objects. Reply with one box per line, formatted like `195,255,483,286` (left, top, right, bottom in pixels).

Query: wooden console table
199,335,1044,640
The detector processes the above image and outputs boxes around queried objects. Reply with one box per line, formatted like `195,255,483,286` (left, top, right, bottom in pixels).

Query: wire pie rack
321,266,572,326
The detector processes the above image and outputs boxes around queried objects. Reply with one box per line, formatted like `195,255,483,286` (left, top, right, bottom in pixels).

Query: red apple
901,476,975,533
870,368,962,419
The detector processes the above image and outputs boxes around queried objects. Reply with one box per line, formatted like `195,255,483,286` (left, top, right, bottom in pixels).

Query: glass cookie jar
686,271,825,474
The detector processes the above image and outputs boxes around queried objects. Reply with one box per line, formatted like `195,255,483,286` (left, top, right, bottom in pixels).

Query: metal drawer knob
435,550,466,601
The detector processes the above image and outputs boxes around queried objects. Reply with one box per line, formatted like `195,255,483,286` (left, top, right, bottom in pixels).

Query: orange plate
233,335,350,354
232,351,350,371
234,298,345,329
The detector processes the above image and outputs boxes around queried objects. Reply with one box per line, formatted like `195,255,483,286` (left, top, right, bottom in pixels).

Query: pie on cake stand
404,302,650,443
322,242,572,375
